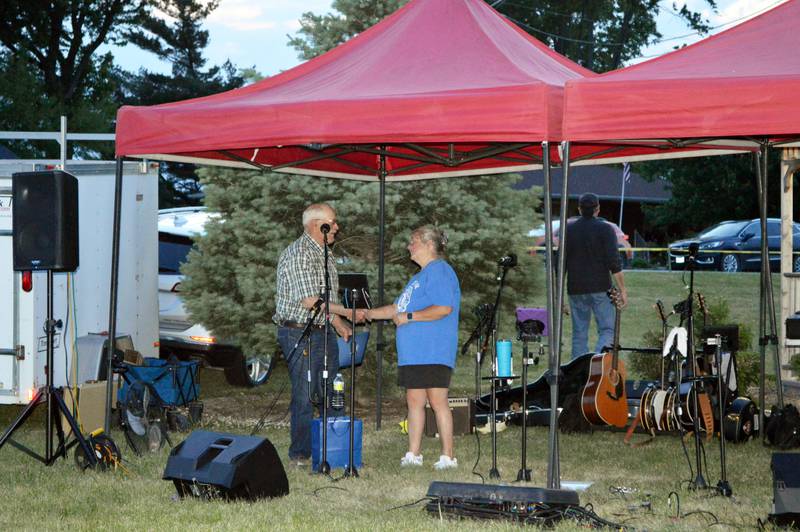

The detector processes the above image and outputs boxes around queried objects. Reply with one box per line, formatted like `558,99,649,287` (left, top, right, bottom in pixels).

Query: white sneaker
400,451,423,467
433,455,458,470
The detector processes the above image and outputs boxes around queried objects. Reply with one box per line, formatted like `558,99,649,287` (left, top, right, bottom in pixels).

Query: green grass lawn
0,271,792,530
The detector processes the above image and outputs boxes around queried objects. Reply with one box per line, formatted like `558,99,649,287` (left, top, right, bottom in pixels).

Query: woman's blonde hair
412,225,448,254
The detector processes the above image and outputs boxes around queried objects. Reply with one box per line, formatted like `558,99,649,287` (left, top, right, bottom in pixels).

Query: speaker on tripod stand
0,170,98,468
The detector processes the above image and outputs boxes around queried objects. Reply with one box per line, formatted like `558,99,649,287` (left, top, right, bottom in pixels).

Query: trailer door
0,187,19,398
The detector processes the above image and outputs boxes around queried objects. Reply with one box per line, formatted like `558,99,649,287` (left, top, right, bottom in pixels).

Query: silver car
158,207,274,386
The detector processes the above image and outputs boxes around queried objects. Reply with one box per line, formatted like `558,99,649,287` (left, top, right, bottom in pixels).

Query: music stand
339,273,371,310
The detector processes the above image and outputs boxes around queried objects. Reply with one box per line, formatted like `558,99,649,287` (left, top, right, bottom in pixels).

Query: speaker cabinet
12,170,79,272
163,431,289,500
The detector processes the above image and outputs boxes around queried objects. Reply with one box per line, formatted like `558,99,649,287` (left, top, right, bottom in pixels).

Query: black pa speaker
12,170,79,272
163,431,289,500
769,453,800,527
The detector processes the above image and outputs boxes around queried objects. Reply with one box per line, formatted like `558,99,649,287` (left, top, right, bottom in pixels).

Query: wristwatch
407,312,413,321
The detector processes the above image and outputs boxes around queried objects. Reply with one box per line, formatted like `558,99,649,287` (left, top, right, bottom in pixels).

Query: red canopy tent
111,0,596,486
560,0,800,453
116,0,593,180
564,0,800,153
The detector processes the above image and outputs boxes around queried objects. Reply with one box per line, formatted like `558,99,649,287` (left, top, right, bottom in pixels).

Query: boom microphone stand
318,223,333,475
461,304,491,401
484,253,517,480
0,271,97,467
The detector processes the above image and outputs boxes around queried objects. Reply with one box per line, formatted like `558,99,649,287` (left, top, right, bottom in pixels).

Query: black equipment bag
787,312,800,340
766,404,800,449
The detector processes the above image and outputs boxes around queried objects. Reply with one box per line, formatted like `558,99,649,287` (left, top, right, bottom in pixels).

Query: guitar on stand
581,288,628,428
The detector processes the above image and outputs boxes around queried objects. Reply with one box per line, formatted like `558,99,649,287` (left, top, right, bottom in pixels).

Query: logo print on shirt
396,280,420,312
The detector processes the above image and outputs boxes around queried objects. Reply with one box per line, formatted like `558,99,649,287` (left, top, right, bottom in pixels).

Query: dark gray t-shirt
564,216,622,295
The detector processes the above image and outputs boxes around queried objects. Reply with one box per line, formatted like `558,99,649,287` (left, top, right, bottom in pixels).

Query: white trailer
0,160,158,405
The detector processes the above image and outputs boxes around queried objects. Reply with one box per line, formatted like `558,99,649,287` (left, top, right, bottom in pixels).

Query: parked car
529,217,634,261
667,218,800,273
158,207,275,386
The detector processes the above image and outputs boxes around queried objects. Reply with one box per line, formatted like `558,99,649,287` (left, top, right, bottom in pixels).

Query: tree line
4,0,776,362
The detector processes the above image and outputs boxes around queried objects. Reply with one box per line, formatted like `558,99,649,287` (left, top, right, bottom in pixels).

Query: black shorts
397,364,452,389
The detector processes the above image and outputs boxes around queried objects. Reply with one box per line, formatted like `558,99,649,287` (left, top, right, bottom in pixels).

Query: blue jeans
277,326,339,460
569,292,615,359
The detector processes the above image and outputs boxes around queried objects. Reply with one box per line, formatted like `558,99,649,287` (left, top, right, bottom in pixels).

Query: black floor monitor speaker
163,431,289,500
12,170,79,272
769,453,800,527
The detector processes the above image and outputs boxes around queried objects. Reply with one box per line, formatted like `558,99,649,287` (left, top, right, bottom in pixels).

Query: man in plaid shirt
275,202,364,466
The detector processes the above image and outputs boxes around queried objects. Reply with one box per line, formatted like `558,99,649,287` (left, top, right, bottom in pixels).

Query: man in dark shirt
563,193,627,358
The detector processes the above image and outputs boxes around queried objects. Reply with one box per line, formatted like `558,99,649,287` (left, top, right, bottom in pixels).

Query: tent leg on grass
756,146,784,441
375,153,387,430
104,157,124,434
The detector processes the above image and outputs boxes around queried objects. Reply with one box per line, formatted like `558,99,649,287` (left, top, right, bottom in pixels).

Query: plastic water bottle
332,373,345,410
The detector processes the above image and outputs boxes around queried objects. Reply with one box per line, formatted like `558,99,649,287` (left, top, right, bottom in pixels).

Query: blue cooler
311,416,363,471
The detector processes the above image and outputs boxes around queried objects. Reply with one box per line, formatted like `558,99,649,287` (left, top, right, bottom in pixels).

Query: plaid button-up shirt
274,232,340,326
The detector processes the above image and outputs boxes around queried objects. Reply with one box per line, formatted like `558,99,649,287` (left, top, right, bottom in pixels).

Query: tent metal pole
756,148,767,440
553,141,572,487
375,153,387,430
542,142,558,489
756,146,784,416
103,157,124,433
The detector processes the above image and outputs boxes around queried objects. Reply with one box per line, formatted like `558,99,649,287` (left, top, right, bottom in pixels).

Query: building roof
514,165,671,203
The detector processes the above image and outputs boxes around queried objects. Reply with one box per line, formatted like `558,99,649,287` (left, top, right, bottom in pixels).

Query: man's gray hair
302,203,334,227
412,225,448,254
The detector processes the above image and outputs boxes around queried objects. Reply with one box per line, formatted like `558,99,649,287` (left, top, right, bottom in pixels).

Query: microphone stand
485,261,513,480
318,226,333,475
712,333,732,497
685,246,707,490
515,334,537,482
344,289,359,478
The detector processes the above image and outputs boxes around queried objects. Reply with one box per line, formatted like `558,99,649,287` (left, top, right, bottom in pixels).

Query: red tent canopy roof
116,0,595,179
564,0,800,143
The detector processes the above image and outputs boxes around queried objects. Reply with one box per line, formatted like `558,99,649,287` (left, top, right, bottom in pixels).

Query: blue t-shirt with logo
395,259,461,368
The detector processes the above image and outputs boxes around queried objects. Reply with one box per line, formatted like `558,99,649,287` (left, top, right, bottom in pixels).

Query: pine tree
181,170,541,372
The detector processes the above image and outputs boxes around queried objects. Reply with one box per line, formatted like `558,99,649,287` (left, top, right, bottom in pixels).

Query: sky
108,0,786,77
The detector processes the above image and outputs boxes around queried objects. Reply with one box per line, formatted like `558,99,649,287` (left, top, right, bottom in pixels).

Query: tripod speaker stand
0,271,97,467
0,170,97,467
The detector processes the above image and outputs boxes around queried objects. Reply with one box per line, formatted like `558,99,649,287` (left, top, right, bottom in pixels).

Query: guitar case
474,353,593,426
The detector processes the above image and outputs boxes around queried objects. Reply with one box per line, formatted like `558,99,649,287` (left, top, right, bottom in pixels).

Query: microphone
497,253,517,267
320,223,331,234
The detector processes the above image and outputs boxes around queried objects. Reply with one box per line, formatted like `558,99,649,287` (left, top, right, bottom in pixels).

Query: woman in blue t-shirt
366,225,461,470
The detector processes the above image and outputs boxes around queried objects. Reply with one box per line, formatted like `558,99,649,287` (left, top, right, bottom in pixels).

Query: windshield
698,221,749,240
159,232,194,273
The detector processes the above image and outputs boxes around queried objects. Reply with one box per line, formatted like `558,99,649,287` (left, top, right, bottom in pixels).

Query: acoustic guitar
581,288,628,428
